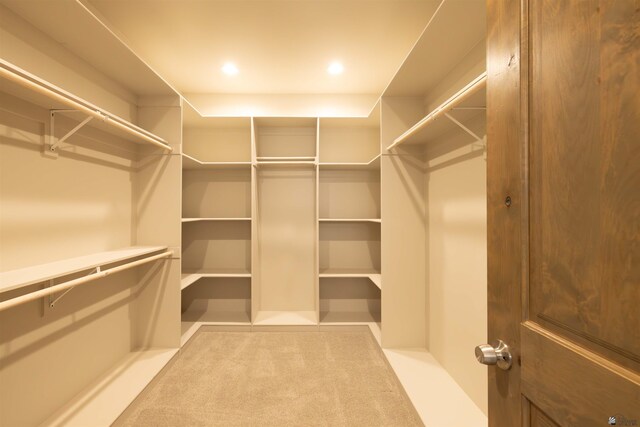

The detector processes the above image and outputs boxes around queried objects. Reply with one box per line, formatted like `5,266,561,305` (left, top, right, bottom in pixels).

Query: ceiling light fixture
327,61,344,75
222,62,239,76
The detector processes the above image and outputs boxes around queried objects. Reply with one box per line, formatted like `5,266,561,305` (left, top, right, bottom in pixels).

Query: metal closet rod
0,251,173,313
0,60,172,152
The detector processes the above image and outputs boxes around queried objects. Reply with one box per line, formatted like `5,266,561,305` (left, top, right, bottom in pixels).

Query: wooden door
486,0,640,426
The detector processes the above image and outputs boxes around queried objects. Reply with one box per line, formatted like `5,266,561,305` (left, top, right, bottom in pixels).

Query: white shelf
41,348,178,427
389,73,486,150
0,246,168,295
319,269,382,290
253,310,317,325
181,269,251,291
255,161,316,168
182,217,251,223
319,154,381,170
182,153,251,170
383,349,488,427
319,218,381,224
0,59,171,151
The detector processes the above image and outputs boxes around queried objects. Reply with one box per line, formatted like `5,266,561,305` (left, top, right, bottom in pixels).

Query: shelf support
49,110,98,152
48,266,100,308
443,112,483,143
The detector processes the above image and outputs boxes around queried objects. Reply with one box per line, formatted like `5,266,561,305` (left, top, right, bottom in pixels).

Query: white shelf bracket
444,112,483,143
49,109,97,152
49,266,100,308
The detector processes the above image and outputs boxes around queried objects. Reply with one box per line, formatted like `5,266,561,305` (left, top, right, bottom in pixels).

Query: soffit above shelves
383,0,487,98
0,0,177,97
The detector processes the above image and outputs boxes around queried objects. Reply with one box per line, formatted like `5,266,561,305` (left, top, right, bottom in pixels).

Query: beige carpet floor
114,327,423,427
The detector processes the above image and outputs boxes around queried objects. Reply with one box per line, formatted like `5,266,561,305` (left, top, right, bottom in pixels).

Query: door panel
529,0,640,371
521,322,640,426
530,404,561,427
487,0,640,425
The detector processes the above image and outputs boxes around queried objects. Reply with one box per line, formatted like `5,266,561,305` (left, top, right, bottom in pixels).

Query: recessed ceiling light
327,61,344,75
222,62,239,75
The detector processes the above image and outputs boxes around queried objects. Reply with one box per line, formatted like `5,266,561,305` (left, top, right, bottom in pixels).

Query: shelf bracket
48,266,100,308
444,112,483,143
49,109,95,152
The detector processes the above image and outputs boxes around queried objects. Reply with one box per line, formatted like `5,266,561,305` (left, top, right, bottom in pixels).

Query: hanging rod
0,251,173,313
0,59,172,152
387,72,487,150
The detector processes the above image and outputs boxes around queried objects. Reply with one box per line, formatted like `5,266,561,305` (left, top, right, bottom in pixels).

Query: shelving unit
317,112,382,325
252,117,319,325
0,59,171,152
181,109,253,325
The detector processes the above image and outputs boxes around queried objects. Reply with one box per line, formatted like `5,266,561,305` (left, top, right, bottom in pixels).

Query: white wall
424,115,488,415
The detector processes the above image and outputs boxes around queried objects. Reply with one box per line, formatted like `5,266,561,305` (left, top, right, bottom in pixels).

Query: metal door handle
475,340,512,370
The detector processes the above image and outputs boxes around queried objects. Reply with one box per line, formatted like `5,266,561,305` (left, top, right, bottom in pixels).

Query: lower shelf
253,310,318,325
319,270,382,289
41,348,177,427
383,349,487,427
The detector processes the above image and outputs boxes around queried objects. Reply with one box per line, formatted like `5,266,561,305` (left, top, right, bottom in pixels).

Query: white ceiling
86,0,439,97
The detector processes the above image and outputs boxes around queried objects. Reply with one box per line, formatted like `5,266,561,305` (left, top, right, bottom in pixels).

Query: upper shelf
388,73,486,150
182,153,251,170
383,0,486,97
0,246,168,295
319,154,381,170
0,59,172,151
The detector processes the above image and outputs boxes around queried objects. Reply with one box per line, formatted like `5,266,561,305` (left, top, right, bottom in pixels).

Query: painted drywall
425,116,488,415
0,93,138,426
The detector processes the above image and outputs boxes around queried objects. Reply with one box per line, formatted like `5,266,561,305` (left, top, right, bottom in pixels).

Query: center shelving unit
179,107,382,333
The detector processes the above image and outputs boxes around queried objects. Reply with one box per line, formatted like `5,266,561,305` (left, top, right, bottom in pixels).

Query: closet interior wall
380,0,488,415
0,4,181,426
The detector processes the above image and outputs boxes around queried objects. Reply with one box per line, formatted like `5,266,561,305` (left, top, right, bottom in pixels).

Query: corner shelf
0,59,171,151
182,153,251,170
0,246,169,295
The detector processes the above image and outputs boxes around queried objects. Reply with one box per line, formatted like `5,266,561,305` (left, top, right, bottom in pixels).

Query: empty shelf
319,218,381,224
319,154,381,170
389,73,486,149
182,153,251,170
319,270,382,290
182,217,251,223
0,246,168,294
0,59,171,151
41,348,178,427
181,270,251,290
253,311,317,325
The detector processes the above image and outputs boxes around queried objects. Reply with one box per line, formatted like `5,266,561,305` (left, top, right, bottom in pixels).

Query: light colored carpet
114,327,423,426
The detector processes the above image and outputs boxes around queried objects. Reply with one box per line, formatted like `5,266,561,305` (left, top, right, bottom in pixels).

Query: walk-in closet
2,0,638,426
